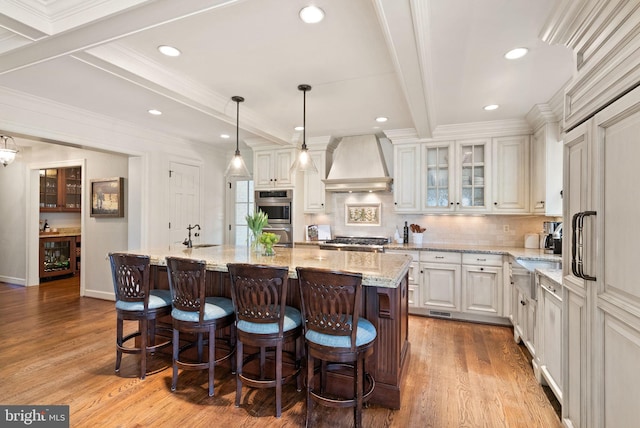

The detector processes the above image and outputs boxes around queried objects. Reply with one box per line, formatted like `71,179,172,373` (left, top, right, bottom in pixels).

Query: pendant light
290,84,318,174
0,135,18,167
224,96,251,178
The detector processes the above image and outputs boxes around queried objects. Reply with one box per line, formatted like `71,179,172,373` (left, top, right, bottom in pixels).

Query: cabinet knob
480,267,484,271
520,300,526,306
456,202,460,205
494,202,498,205
450,202,454,206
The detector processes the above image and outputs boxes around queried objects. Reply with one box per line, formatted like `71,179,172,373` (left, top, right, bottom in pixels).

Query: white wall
0,86,230,299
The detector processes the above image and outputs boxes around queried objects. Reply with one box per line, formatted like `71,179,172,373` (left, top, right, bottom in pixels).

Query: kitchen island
124,244,412,409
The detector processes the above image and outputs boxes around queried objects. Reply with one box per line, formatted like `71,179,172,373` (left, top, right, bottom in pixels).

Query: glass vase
262,245,275,256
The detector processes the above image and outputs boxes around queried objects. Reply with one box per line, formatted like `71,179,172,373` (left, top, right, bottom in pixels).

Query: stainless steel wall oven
255,189,293,246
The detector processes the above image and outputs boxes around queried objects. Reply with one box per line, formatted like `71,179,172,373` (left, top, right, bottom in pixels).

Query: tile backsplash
304,192,560,248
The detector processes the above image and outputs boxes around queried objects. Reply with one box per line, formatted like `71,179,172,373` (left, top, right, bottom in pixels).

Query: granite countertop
536,268,563,286
123,245,412,289
295,241,562,264
385,242,562,263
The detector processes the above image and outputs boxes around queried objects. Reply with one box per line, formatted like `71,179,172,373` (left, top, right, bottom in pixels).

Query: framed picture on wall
90,177,124,217
345,203,381,226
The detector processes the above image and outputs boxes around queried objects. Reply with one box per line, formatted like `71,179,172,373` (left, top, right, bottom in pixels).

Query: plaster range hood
322,134,393,192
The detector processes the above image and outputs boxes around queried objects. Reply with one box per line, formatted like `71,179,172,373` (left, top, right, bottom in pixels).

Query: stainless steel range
319,236,389,253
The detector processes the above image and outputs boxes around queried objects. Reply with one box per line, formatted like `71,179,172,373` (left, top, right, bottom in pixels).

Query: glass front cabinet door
456,139,489,212
39,236,76,279
422,142,455,212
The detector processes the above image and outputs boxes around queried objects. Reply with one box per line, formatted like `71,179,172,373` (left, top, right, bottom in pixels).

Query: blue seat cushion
305,318,377,348
237,306,302,335
171,297,234,322
116,289,172,311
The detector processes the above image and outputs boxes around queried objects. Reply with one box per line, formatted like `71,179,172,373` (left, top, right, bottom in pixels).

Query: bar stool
166,257,236,396
109,252,172,380
227,263,303,418
295,267,377,428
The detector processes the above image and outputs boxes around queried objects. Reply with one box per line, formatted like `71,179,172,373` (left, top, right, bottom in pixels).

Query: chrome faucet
183,224,201,248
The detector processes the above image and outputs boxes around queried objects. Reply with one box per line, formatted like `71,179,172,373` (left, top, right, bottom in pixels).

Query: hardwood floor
0,277,561,427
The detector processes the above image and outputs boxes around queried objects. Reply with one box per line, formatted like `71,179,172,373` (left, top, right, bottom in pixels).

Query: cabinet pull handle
435,256,444,259
571,211,597,281
477,258,486,261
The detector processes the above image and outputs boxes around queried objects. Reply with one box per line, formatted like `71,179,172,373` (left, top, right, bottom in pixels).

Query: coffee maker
543,221,562,254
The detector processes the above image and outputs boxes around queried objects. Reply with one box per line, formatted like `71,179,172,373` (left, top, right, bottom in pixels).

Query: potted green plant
245,210,269,252
258,232,280,256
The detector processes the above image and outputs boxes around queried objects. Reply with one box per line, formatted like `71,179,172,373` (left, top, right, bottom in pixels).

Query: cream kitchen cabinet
303,150,327,213
387,249,420,309
491,135,529,213
454,139,491,212
420,251,462,312
536,272,562,404
421,142,455,212
530,120,562,216
562,86,640,428
253,148,294,189
461,253,503,316
392,143,421,212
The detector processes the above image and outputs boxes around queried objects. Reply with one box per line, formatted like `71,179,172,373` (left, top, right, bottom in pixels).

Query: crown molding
432,119,532,140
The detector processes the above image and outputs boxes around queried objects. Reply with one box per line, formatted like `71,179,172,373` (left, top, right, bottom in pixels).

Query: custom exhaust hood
322,135,393,192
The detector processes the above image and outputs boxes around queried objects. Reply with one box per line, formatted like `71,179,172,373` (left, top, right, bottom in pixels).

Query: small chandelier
0,135,19,167
290,84,318,174
224,96,251,178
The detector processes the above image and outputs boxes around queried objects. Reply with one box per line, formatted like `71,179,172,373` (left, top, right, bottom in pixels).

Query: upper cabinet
39,167,82,212
253,148,294,189
303,150,328,213
393,143,421,212
391,131,533,214
491,135,530,213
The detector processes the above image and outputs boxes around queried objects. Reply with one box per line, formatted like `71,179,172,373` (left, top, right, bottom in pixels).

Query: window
231,180,254,246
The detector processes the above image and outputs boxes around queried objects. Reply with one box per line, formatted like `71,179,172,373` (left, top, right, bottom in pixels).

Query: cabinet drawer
421,251,462,264
387,250,420,262
462,253,503,267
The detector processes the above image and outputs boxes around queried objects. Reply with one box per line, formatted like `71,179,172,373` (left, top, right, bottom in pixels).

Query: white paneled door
169,162,200,246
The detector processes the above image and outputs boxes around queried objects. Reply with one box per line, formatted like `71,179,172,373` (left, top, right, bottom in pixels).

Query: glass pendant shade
290,84,318,174
225,96,251,178
0,135,18,167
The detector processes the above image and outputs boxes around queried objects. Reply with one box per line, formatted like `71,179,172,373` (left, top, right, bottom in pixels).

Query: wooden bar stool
109,252,172,380
227,263,303,418
296,267,377,428
166,256,236,397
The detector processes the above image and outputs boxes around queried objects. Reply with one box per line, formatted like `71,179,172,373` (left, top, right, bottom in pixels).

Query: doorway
27,159,86,295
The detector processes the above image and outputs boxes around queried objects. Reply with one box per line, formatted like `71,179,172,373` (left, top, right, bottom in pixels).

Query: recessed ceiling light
294,126,304,131
220,134,230,139
148,109,162,115
504,47,528,60
483,104,499,111
158,45,181,57
375,116,388,123
299,6,325,24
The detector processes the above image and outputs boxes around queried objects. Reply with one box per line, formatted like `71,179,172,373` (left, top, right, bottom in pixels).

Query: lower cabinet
420,251,462,312
39,235,77,279
461,253,503,316
388,249,506,323
536,273,563,404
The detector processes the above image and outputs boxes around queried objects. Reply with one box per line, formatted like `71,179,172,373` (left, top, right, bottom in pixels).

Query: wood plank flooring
0,277,561,427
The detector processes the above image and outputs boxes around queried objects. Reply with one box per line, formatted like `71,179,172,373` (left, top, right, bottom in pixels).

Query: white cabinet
420,251,462,312
530,122,562,216
461,253,503,316
562,86,640,428
387,250,420,309
303,150,328,213
393,143,421,212
491,135,530,213
421,142,455,212
253,148,294,189
537,273,562,404
455,139,490,212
